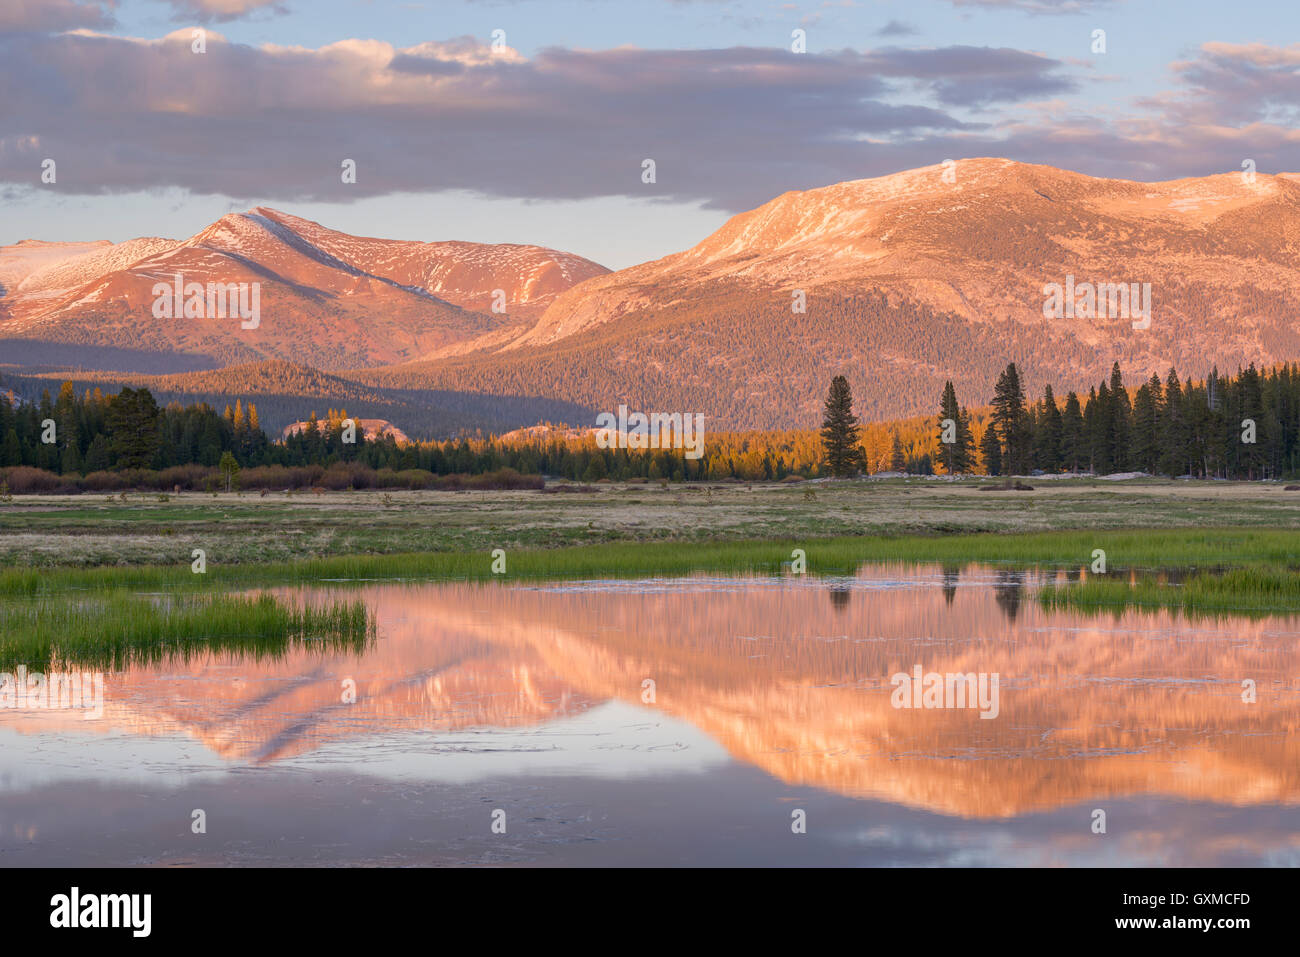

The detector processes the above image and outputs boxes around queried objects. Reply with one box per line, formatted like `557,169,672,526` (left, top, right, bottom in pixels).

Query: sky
1,0,1298,269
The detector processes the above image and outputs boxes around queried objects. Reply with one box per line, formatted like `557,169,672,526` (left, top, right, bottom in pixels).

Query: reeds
1038,566,1300,619
0,592,375,670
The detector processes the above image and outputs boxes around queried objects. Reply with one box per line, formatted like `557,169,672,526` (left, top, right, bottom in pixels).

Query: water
3,564,1298,866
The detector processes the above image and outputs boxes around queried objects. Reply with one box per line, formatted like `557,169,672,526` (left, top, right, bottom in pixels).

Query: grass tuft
0,593,375,670
1038,566,1300,619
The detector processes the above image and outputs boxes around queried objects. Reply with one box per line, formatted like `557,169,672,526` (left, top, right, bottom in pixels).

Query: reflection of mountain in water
4,567,1299,819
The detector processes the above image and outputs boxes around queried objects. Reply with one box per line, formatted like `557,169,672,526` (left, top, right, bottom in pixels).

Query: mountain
282,418,410,444
358,159,1300,428
7,160,1300,435
0,208,609,372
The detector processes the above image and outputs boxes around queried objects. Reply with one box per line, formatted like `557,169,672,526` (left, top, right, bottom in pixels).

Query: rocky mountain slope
8,160,1300,433
0,208,608,372
363,159,1300,427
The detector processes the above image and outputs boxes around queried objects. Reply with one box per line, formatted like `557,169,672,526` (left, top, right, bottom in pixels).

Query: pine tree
1032,384,1062,471
936,381,975,474
1060,391,1084,472
1238,364,1267,479
83,434,110,473
1087,383,1113,474
979,423,1002,476
1159,369,1188,476
956,408,976,472
1131,374,1162,473
106,387,162,470
889,433,906,472
0,429,20,468
992,363,1029,474
819,375,865,477
1108,363,1132,472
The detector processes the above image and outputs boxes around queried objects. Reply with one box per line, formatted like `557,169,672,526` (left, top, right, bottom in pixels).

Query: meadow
2,477,1298,661
3,476,1298,569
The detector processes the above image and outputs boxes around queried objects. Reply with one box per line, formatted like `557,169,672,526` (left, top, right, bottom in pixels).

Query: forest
916,361,1297,480
2,359,1299,491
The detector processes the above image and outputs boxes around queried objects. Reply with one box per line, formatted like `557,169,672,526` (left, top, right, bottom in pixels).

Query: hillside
0,209,608,373
0,360,597,437
358,159,1300,427
7,161,1300,433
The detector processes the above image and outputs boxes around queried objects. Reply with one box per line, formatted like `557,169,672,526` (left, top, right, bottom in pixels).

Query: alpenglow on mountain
5,159,1300,431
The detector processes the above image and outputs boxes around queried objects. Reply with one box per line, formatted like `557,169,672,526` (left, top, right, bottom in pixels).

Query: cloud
860,46,1076,106
876,20,918,37
0,32,1063,210
160,0,287,22
945,0,1117,12
1156,42,1300,126
1,30,1293,215
0,0,116,33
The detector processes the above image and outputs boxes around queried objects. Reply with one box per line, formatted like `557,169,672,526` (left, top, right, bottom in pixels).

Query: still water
2,565,1298,866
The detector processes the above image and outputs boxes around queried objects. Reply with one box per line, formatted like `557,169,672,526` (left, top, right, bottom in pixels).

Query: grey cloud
161,0,288,23
0,0,116,32
876,20,919,38
946,0,1117,13
1154,43,1300,126
2,30,1291,216
861,45,1076,106
0,33,998,210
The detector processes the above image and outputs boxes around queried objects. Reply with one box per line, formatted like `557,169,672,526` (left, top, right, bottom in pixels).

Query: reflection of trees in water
994,570,1025,622
828,585,851,612
1066,567,1081,583
941,565,960,606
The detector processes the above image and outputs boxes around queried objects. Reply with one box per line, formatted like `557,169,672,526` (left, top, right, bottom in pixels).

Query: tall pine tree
936,381,976,474
991,363,1030,475
819,375,865,477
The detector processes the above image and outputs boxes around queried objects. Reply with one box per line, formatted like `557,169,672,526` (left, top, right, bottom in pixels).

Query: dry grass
2,477,1298,569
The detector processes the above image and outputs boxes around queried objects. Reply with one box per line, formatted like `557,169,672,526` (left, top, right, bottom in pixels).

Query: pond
2,564,1297,866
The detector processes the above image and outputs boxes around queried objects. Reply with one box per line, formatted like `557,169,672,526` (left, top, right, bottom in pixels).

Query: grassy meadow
1,477,1298,657
3,476,1298,569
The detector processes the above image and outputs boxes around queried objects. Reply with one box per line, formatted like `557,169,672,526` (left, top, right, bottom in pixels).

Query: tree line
5,359,1299,491
821,362,1300,479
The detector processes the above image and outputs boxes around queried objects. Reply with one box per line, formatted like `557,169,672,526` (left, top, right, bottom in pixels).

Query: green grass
0,592,375,670
1038,566,1300,619
0,528,1293,661
1,527,1295,598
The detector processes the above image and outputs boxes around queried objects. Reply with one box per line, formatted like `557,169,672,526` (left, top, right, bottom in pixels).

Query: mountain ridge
0,208,610,371
6,159,1300,432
